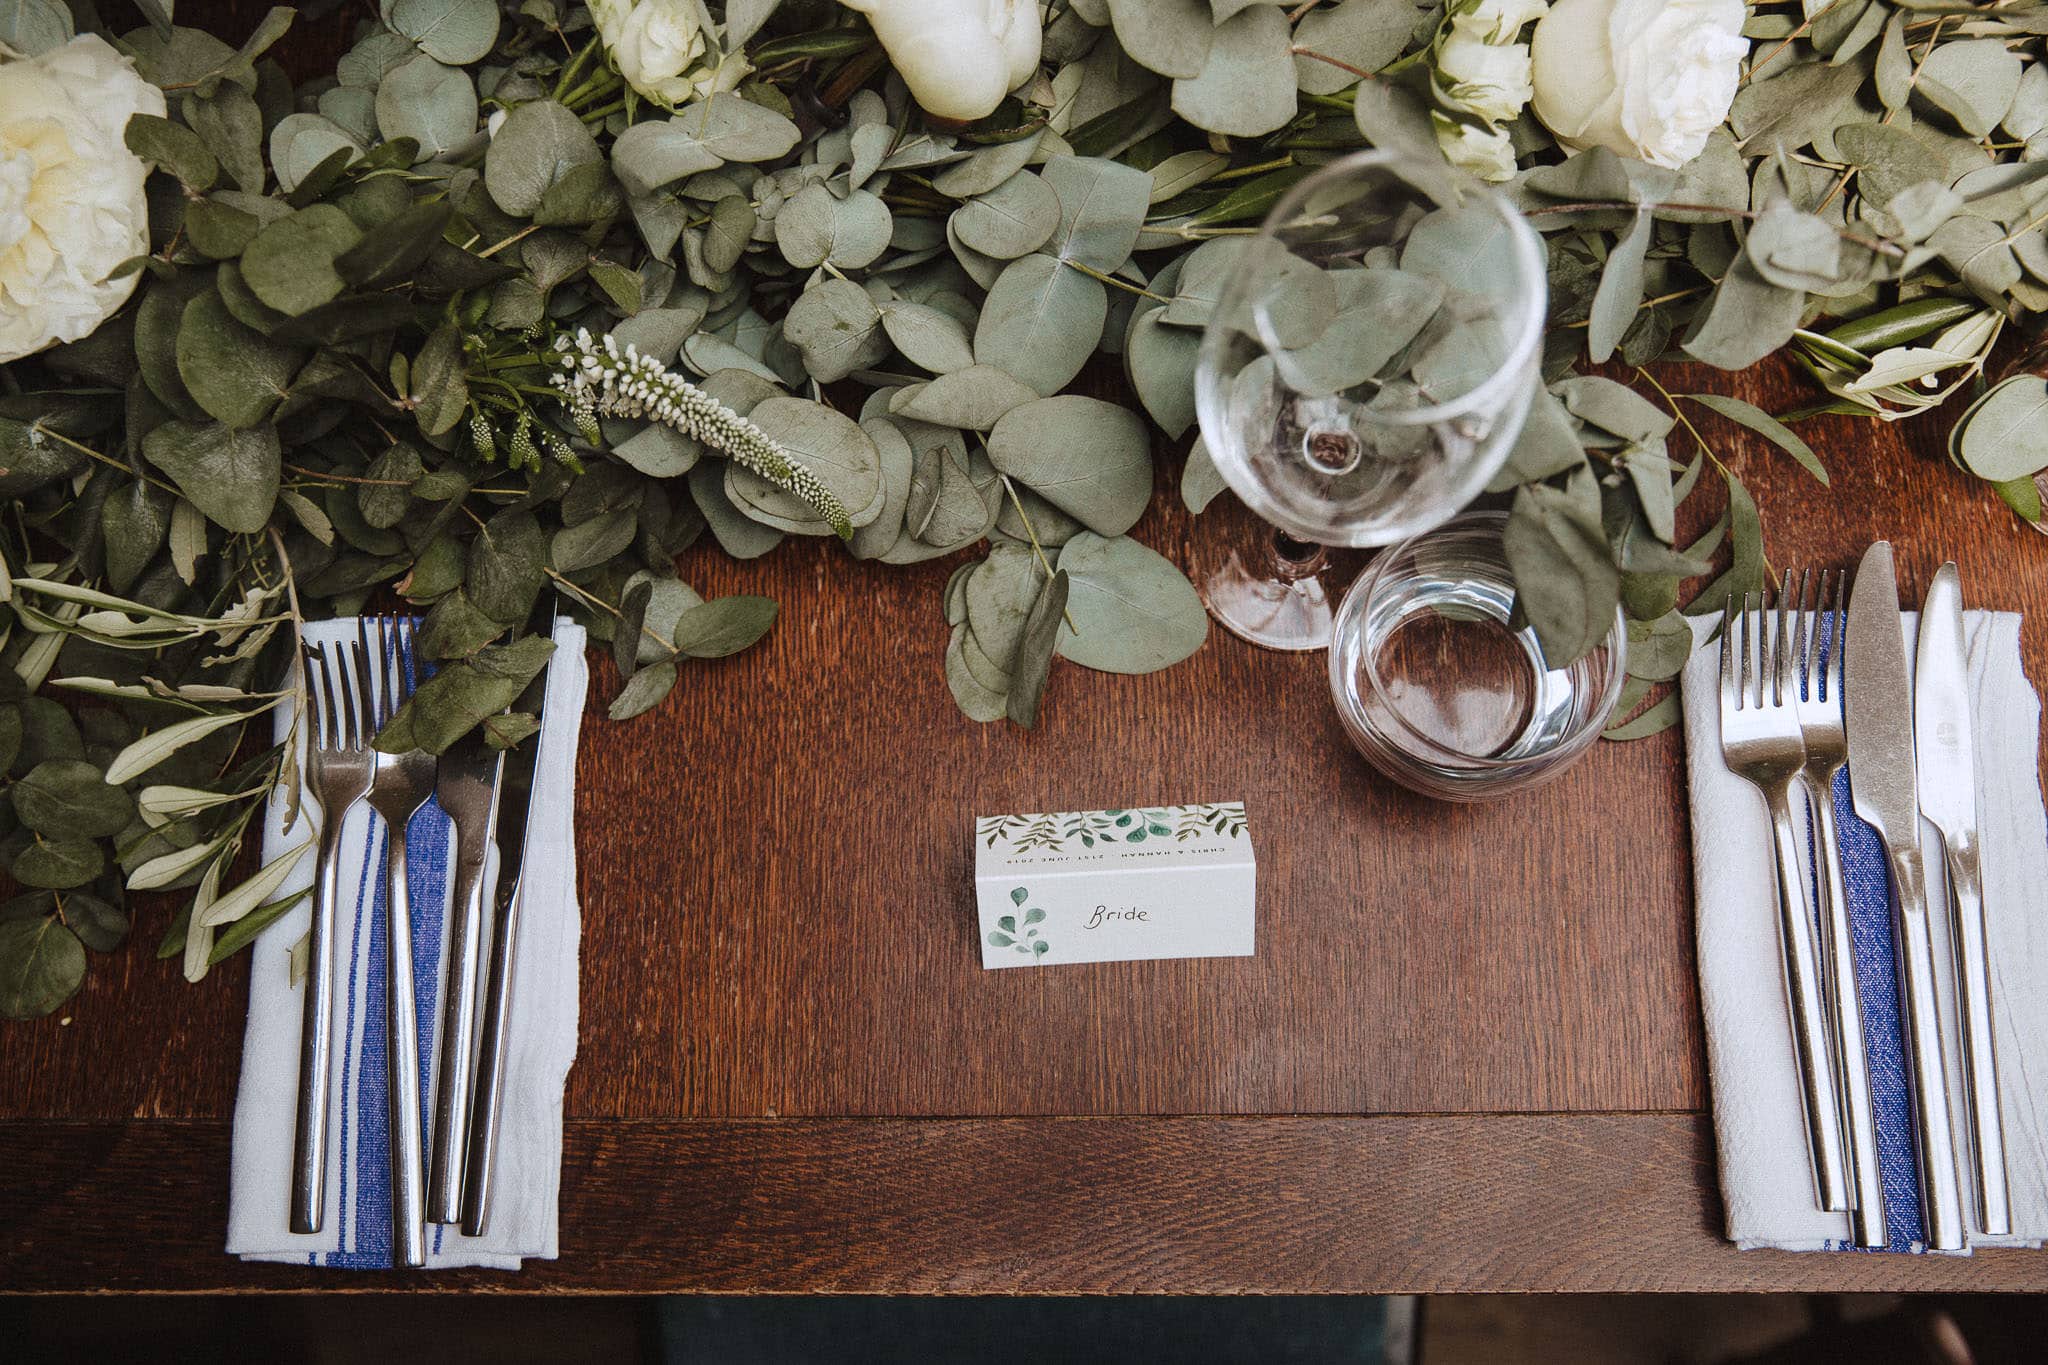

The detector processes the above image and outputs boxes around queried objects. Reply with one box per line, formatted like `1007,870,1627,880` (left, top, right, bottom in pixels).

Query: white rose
1461,0,1549,43
1530,0,1748,170
0,35,164,364
1433,112,1518,182
840,0,1042,122
1435,16,1535,126
591,0,747,108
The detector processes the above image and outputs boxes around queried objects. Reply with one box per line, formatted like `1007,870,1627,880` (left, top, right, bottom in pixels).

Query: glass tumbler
1327,512,1628,801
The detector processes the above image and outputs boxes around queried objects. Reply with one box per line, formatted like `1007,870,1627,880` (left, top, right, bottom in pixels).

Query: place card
973,802,1255,969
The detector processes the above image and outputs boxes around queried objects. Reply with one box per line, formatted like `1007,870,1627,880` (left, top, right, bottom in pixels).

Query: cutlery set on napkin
225,615,588,1270
1682,543,2048,1252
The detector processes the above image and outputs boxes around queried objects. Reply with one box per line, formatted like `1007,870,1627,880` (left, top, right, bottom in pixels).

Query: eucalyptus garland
2,0,2045,1017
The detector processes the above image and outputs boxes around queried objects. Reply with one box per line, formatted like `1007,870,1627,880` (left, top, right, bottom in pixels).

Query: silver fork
1720,590,1849,1213
1792,568,1887,1247
291,639,374,1235
359,617,437,1269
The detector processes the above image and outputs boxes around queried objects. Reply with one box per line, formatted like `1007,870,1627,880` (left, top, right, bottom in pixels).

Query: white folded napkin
226,618,586,1269
1681,609,2048,1251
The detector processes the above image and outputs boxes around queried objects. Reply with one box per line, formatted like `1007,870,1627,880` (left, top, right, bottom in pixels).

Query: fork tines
1719,589,1801,711
1787,568,1848,706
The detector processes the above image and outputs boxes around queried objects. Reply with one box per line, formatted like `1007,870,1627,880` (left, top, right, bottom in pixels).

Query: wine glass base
1199,550,1338,652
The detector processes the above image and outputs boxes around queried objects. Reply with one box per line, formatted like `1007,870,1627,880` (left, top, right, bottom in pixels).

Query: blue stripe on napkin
1829,767,1925,1252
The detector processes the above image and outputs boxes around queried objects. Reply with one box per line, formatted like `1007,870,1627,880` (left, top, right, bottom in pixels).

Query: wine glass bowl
1195,150,1548,552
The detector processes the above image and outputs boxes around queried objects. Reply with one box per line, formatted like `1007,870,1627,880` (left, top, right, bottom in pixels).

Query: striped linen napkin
1680,609,2048,1251
225,618,587,1269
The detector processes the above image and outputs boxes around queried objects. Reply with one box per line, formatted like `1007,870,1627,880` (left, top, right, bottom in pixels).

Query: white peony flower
591,0,749,109
1435,15,1536,126
0,35,164,364
839,0,1041,122
1434,112,1518,182
1530,0,1748,170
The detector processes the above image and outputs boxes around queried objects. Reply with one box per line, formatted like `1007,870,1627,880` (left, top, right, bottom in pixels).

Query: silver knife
1845,542,1965,1250
1916,561,2009,1236
425,728,504,1224
458,603,558,1236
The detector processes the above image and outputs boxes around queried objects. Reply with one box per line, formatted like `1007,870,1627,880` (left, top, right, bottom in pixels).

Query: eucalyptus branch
1526,201,1906,258
1059,258,1169,301
997,475,1079,635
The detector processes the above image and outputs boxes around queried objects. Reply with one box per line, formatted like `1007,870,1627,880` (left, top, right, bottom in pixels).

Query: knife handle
1946,842,2009,1236
1809,778,1887,1247
460,879,523,1238
1766,782,1848,1213
426,848,490,1225
1890,849,1967,1251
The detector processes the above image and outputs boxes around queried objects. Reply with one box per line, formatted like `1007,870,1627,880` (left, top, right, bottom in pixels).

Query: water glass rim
1336,510,1629,771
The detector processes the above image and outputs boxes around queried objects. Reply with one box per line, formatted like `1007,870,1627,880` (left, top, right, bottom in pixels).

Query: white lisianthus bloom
590,0,750,108
0,35,164,364
839,0,1042,122
1530,0,1748,169
1433,112,1518,182
1435,15,1536,126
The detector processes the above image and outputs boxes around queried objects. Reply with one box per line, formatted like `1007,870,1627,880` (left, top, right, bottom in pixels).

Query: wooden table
6,348,2046,1293
7,7,2048,1296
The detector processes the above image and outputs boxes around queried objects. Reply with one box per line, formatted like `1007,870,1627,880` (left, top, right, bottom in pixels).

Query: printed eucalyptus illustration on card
987,885,1049,960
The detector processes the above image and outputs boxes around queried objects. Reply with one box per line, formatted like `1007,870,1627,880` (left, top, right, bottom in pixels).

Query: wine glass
1191,148,1548,650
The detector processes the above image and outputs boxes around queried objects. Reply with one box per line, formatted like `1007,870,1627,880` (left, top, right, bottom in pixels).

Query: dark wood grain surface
5,4,2048,1294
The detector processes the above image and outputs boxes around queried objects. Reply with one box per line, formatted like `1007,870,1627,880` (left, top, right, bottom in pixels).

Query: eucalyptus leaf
1950,374,2048,482
973,254,1109,396
879,301,975,374
1054,532,1207,674
1588,211,1651,365
11,759,134,839
1504,471,1620,667
1007,570,1070,728
988,396,1153,536
240,205,360,316
1916,39,2022,138
376,54,477,162
141,420,280,534
0,916,85,1018
1170,4,1297,137
1042,155,1152,272
776,185,893,269
953,171,1061,260
388,0,500,64
890,364,1041,430
485,100,600,217
376,636,555,756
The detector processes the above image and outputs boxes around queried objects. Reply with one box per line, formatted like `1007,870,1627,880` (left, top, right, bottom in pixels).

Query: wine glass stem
1269,531,1328,584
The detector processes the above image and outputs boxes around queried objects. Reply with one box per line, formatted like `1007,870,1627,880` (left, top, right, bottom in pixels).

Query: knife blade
459,596,559,1236
1916,562,2008,1236
1845,541,1965,1250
